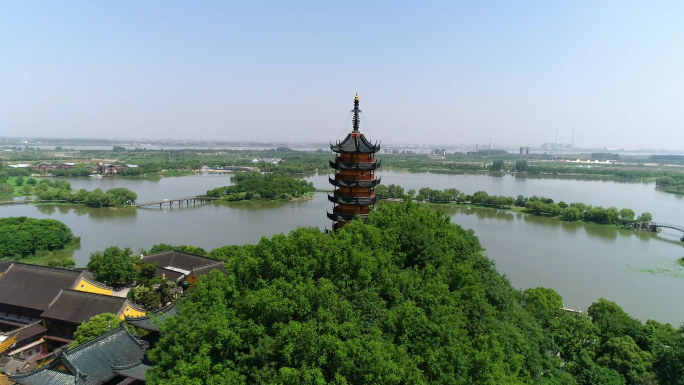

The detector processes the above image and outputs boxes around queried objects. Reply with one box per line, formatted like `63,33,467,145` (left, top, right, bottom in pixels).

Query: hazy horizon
2,2,683,150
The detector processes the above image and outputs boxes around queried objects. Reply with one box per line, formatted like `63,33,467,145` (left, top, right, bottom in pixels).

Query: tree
86,246,137,287
597,336,653,385
637,212,652,222
106,187,138,206
515,160,528,172
490,160,505,171
588,298,645,347
522,287,562,324
619,209,635,221
71,313,122,348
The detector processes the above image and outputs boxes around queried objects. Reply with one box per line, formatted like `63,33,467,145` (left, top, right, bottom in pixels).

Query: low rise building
142,250,225,286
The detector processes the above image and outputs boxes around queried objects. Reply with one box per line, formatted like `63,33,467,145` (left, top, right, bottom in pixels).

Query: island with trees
376,184,653,228
206,172,316,201
0,217,79,266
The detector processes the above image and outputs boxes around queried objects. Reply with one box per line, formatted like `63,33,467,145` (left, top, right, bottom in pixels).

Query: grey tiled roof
111,361,153,381
125,302,178,332
10,325,148,385
143,250,224,282
10,369,77,385
331,133,380,154
0,263,82,311
41,289,129,325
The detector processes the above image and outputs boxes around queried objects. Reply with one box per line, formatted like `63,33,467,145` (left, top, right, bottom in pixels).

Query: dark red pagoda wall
337,205,371,214
339,153,374,162
338,187,373,196
338,169,374,180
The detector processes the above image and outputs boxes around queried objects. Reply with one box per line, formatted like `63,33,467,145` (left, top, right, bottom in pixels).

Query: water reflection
441,206,514,220
35,204,137,219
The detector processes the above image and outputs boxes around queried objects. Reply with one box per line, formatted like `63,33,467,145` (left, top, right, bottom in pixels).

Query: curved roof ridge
74,274,113,291
9,262,81,275
124,300,147,314
110,360,145,370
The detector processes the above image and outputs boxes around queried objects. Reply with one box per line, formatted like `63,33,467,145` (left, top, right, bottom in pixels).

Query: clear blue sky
1,1,683,149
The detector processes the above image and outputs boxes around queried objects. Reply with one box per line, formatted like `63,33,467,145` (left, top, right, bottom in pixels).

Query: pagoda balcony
328,194,379,205
329,176,381,188
329,159,380,171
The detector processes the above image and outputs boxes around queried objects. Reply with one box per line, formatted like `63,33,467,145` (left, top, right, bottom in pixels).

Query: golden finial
354,93,359,101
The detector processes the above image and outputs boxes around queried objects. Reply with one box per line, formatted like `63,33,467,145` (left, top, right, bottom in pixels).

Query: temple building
328,94,381,229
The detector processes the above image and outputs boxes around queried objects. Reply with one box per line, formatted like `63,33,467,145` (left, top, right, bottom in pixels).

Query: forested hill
148,202,684,385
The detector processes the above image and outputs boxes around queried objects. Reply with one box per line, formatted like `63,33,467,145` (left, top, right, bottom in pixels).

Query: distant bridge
136,196,218,208
652,223,684,234
636,222,684,241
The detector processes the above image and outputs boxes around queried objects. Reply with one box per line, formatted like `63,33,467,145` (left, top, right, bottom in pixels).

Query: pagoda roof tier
328,194,379,205
329,176,381,188
329,159,381,171
330,133,380,154
327,212,369,223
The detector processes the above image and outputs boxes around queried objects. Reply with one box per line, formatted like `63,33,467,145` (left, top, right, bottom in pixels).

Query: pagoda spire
352,93,361,132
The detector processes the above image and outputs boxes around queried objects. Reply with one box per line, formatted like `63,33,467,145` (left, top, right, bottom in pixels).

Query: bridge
635,222,684,241
651,223,684,241
136,196,218,208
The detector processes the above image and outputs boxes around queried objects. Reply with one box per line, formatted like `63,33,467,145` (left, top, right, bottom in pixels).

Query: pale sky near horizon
1,1,683,149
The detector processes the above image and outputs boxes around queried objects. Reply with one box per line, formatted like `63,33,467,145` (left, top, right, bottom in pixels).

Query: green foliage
490,159,505,171
207,172,315,201
148,202,557,384
48,257,76,268
129,279,175,310
0,217,75,258
28,180,137,207
71,313,122,348
656,174,684,194
588,299,646,347
143,243,208,256
86,246,137,287
596,336,653,385
637,212,653,222
515,160,528,172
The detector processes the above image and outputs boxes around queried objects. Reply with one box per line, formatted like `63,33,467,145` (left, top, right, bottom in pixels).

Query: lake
2,171,683,324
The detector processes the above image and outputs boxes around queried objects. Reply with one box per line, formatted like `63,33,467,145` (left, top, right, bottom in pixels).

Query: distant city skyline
1,2,683,150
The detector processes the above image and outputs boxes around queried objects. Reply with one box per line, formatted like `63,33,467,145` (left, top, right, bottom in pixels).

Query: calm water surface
2,172,683,324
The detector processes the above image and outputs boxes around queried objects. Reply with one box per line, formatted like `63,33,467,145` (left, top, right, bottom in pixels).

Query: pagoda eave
329,159,381,171
328,195,379,205
328,177,382,188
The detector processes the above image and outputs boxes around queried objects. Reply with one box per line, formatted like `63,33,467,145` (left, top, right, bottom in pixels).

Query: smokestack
571,128,576,150
556,128,559,151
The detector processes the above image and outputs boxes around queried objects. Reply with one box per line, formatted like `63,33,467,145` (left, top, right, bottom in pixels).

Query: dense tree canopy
206,172,315,201
146,203,543,384
145,202,684,384
0,216,75,258
86,246,138,287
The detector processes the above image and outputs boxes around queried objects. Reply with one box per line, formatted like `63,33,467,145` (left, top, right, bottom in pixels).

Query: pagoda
328,94,381,229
